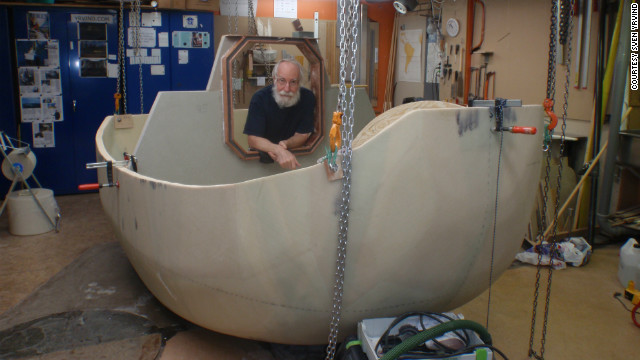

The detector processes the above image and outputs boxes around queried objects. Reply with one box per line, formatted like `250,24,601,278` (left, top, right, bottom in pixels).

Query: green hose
379,319,492,360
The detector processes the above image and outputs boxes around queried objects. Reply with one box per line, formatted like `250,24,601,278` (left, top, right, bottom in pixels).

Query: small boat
93,36,543,344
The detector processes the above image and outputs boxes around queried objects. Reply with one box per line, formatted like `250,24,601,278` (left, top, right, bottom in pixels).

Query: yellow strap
330,111,342,152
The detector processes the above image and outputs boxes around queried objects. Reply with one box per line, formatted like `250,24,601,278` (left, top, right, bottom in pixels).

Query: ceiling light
393,0,418,14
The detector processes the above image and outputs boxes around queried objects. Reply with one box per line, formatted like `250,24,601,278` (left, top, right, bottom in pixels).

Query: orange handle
511,126,537,135
78,183,100,191
329,111,343,152
543,98,558,131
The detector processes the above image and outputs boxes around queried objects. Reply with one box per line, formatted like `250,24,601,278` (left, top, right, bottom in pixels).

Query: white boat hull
95,96,543,344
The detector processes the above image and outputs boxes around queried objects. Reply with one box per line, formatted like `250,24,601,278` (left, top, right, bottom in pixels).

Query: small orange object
114,93,122,114
330,111,343,153
543,98,558,131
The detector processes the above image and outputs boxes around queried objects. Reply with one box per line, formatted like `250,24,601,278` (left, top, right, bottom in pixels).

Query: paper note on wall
178,50,188,64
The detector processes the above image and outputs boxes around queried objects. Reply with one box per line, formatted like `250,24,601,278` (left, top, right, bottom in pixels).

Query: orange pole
463,0,475,105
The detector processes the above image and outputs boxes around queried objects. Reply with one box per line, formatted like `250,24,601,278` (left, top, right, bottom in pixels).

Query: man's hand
269,142,300,170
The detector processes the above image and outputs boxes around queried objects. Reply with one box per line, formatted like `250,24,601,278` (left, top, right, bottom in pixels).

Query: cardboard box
185,0,219,12
157,0,186,9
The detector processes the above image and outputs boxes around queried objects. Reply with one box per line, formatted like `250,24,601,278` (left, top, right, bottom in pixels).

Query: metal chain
486,98,507,330
326,1,359,360
227,0,231,33
546,0,558,101
132,0,143,114
234,0,239,34
248,0,257,35
529,1,574,359
116,0,124,113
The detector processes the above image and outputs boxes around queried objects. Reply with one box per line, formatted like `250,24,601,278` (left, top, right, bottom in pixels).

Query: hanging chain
546,0,558,101
227,0,232,33
326,1,359,360
234,0,239,34
248,0,257,35
529,1,574,359
486,98,507,330
117,0,125,113
133,0,143,114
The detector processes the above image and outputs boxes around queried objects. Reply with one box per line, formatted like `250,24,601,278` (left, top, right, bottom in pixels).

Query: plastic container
618,238,640,288
7,188,59,236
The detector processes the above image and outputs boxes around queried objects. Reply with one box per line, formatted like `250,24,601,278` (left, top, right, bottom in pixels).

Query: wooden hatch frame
222,36,325,160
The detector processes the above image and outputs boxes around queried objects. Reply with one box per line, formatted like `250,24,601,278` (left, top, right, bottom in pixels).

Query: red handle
511,126,537,135
78,183,100,191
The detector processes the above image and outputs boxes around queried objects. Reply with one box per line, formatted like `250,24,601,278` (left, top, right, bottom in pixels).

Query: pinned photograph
27,11,50,40
80,58,108,77
80,40,108,58
41,96,63,122
40,68,61,94
18,67,40,95
16,40,48,67
33,122,55,148
20,96,42,122
78,22,107,40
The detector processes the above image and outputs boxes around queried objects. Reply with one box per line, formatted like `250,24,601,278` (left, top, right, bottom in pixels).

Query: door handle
73,100,76,112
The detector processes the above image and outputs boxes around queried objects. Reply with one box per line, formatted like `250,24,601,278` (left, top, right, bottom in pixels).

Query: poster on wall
20,96,42,123
76,21,109,77
27,11,50,40
32,122,55,148
395,29,423,83
41,96,63,122
78,22,107,40
18,67,40,95
15,39,59,67
274,0,297,18
172,31,210,48
80,59,108,77
79,40,108,58
40,67,61,94
128,26,156,48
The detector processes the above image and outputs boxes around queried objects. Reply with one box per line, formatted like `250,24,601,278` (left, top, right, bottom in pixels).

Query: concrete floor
0,193,638,359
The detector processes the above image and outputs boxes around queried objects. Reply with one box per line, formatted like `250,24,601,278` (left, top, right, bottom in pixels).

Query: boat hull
95,100,543,344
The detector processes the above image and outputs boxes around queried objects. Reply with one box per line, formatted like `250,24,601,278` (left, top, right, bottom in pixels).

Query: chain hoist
325,1,359,360
529,1,574,359
115,0,125,115
132,0,144,114
119,0,128,114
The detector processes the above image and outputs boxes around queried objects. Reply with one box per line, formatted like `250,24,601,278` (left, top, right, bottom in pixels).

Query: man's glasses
276,77,299,87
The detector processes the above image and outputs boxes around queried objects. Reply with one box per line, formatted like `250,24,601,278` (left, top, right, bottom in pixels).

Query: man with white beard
244,59,315,170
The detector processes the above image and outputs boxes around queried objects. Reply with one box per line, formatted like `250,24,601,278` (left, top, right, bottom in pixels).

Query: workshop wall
438,0,598,136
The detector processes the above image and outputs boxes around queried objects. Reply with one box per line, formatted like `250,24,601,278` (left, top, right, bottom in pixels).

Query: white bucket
7,188,59,236
618,238,640,288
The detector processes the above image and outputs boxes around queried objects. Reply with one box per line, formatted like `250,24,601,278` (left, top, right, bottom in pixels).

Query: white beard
272,86,301,108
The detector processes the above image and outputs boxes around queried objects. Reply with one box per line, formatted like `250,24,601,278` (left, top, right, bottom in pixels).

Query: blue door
12,7,118,194
66,10,119,190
